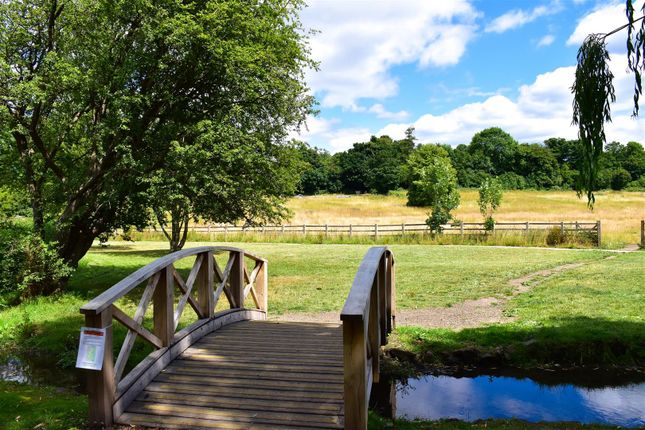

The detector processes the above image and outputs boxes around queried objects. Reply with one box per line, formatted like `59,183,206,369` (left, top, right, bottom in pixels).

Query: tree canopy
1,0,315,265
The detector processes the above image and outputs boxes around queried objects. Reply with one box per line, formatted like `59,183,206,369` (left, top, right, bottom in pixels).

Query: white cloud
368,104,410,121
375,55,645,146
294,115,372,153
537,34,556,47
301,0,479,109
566,1,640,52
485,1,562,34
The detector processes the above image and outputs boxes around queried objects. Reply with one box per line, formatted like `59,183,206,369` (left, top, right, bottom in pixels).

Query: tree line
295,127,645,196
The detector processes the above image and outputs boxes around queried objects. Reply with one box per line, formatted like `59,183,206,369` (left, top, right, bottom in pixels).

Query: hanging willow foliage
626,0,645,116
571,34,615,208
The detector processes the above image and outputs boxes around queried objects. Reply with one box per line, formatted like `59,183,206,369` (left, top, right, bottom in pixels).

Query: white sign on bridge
75,327,106,371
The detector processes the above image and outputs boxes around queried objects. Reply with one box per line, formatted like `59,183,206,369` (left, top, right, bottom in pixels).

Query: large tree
1,0,315,266
572,0,645,206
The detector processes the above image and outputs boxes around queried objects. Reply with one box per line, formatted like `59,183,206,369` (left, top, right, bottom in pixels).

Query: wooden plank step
120,412,339,430
137,390,343,415
155,373,343,392
191,342,342,356
162,364,343,383
180,350,343,364
173,357,344,374
197,336,342,347
126,400,343,428
178,352,343,368
145,381,343,402
184,346,342,360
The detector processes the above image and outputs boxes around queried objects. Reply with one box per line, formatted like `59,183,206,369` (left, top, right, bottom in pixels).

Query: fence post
303,225,306,235
84,309,115,428
281,225,285,235
597,220,602,248
224,225,228,238
560,221,564,235
325,224,329,238
575,221,579,233
349,224,353,237
525,221,529,236
402,223,405,235
641,220,644,247
460,222,464,238
374,224,378,239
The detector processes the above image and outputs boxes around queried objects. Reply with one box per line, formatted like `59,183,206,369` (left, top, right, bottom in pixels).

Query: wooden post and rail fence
79,246,395,429
138,220,603,247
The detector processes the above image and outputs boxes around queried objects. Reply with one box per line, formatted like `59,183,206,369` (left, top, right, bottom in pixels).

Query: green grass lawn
0,383,86,430
393,250,645,369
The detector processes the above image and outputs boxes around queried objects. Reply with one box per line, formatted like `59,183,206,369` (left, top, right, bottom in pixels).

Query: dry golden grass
286,190,645,248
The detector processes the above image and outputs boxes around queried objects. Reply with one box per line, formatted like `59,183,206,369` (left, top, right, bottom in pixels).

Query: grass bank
368,414,637,430
390,250,645,370
0,382,85,430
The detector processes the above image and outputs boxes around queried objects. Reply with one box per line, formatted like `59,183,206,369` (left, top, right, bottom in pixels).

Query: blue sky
294,0,645,152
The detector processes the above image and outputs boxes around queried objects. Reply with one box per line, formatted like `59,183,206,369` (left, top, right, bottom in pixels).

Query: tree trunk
56,220,98,268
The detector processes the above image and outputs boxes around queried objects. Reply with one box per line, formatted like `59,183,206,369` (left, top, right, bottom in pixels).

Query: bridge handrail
341,246,395,430
81,246,266,314
80,246,268,428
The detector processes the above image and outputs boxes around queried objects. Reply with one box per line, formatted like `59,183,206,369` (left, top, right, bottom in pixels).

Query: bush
626,176,645,191
610,168,632,190
546,227,568,246
497,172,527,190
0,222,72,303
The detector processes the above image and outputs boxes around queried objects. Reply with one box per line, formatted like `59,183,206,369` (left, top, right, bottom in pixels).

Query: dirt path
273,246,640,329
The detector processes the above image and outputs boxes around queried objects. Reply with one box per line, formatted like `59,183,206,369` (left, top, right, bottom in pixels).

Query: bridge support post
342,317,367,430
84,309,115,428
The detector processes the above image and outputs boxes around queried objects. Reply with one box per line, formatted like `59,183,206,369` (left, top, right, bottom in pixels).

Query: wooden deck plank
121,320,345,430
127,400,343,427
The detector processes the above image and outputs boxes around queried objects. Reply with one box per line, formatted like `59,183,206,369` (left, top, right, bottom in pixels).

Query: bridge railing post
342,316,367,430
153,267,174,346
197,251,214,318
255,260,268,312
229,251,245,308
84,309,115,428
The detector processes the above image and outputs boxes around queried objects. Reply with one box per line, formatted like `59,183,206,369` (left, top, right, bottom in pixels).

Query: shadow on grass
394,316,645,371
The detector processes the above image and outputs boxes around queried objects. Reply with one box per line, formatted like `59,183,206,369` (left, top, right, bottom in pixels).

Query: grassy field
393,250,645,369
286,190,645,248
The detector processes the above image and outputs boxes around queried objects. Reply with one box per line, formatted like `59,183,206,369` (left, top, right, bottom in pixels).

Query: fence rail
140,220,601,245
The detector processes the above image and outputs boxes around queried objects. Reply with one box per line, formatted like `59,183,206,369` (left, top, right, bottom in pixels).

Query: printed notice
76,327,106,370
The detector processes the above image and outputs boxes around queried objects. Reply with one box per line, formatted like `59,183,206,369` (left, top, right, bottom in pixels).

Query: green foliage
0,222,72,303
408,157,460,232
296,143,340,195
469,127,519,176
545,227,569,246
0,0,315,266
478,178,503,220
334,134,414,194
405,144,450,206
572,34,615,206
609,168,632,190
149,124,305,251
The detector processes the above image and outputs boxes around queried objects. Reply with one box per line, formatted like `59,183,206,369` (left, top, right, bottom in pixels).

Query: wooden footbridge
80,246,395,429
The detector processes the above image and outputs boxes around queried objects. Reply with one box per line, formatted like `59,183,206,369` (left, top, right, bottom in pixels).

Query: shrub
0,222,72,303
546,227,568,246
610,168,632,190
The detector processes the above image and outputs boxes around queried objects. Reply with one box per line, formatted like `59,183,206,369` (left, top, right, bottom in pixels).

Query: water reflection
396,375,645,428
0,354,84,393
